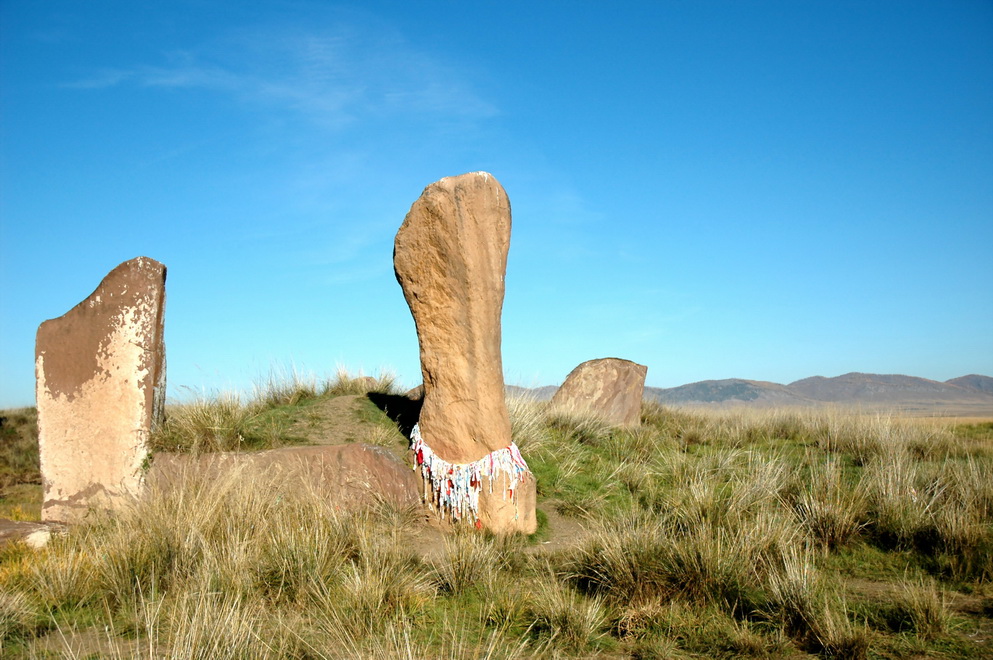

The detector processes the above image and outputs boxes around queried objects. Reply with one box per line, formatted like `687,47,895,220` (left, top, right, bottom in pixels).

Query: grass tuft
792,457,867,551
151,392,256,453
524,579,609,652
322,366,401,397
431,529,501,595
895,577,950,640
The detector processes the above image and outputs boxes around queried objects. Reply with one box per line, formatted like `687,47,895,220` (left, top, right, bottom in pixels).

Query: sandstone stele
35,257,166,522
394,172,536,533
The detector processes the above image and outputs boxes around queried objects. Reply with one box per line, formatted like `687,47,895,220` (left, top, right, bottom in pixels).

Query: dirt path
532,501,593,553
845,577,993,650
286,394,375,444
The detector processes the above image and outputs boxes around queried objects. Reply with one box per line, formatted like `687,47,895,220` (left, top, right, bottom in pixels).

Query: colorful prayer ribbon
409,423,531,524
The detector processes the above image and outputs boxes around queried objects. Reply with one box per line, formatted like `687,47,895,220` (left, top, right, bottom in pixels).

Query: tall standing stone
552,358,648,427
35,257,166,522
394,172,536,533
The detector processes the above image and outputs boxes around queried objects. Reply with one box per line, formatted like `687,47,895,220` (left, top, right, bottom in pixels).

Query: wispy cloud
64,68,135,89
63,21,497,129
56,14,502,288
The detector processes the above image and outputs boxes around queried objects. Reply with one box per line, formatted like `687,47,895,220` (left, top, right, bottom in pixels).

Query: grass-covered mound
1,378,992,657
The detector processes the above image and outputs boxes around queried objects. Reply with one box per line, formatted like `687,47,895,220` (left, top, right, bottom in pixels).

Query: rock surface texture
394,172,536,533
0,520,62,549
148,444,421,510
35,257,166,522
552,358,648,427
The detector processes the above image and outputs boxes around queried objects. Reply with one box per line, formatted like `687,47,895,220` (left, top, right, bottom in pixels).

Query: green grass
952,421,993,442
2,389,992,658
0,409,41,521
150,367,405,455
0,409,38,487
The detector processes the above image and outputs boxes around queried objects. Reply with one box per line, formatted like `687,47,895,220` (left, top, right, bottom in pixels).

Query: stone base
478,471,537,534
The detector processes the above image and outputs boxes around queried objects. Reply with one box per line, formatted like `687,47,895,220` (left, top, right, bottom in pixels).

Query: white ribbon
410,423,531,524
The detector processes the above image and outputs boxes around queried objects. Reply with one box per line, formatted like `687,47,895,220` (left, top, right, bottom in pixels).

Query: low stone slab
35,257,167,523
0,520,63,548
552,358,648,427
148,444,421,509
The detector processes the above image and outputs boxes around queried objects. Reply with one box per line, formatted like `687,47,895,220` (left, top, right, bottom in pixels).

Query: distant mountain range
509,373,993,416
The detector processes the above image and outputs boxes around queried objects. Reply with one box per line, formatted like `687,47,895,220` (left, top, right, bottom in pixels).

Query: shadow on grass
366,392,422,439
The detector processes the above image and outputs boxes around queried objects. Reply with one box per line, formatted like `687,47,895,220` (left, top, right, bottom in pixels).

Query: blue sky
2,1,991,408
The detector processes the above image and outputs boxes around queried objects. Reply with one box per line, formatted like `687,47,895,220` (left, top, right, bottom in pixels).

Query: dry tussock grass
2,397,991,657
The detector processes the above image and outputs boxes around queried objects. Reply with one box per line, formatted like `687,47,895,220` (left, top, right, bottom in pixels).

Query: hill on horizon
512,372,993,416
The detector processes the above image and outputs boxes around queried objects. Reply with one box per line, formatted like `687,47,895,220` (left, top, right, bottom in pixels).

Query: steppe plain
1,370,991,658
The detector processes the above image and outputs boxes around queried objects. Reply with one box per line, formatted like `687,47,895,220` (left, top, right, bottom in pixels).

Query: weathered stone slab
0,520,63,549
394,172,536,533
35,257,166,522
148,444,421,509
552,358,648,427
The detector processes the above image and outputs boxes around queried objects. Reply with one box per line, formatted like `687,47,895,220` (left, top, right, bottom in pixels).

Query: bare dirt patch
532,501,591,552
286,394,370,444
